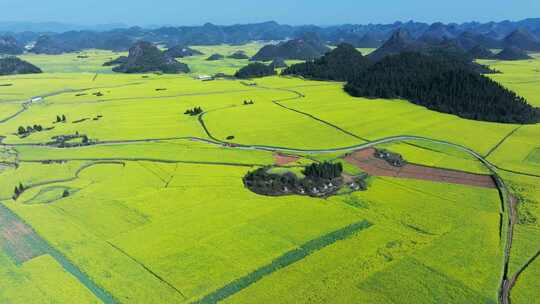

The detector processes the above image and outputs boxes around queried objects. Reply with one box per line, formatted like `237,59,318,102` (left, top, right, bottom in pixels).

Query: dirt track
2,80,530,304
345,148,496,189
0,213,43,264
274,153,300,166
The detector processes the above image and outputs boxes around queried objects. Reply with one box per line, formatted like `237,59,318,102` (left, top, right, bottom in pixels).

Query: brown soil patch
274,153,300,166
344,148,496,189
0,209,45,264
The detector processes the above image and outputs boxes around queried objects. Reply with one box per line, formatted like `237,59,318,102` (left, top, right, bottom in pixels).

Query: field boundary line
106,241,187,299
192,220,373,304
0,161,126,201
19,158,265,168
256,83,371,142
0,81,145,124
507,249,540,292
272,100,370,142
485,126,523,158
0,203,117,303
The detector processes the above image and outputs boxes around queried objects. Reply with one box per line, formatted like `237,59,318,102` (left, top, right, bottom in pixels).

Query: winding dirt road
0,80,532,303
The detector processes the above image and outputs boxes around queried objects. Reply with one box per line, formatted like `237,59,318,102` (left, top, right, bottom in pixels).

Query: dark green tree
283,43,370,81
345,52,539,124
235,63,276,79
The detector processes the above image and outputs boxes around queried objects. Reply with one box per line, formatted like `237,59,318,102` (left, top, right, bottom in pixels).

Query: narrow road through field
7,132,520,304
0,81,145,124
1,80,531,303
484,126,523,158
0,202,117,304
506,249,540,295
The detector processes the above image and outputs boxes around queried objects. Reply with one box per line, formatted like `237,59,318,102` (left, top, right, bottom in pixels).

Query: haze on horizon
1,0,539,27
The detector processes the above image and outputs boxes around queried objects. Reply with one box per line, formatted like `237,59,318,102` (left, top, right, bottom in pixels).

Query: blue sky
1,0,539,26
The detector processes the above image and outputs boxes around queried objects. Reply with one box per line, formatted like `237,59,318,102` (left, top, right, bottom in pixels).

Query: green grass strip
194,219,373,304
0,203,117,304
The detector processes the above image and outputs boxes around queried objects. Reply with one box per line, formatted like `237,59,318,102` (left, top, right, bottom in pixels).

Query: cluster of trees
164,45,203,58
244,168,301,196
112,41,190,74
344,52,539,124
494,47,532,60
251,33,330,61
283,44,370,81
374,149,407,167
206,53,224,61
184,107,203,116
13,183,25,200
56,114,67,123
0,57,42,76
270,58,288,69
17,124,43,135
49,132,92,148
278,39,538,124
81,135,90,144
303,162,343,180
235,62,276,79
103,56,128,67
243,162,345,197
228,51,249,59
243,100,254,105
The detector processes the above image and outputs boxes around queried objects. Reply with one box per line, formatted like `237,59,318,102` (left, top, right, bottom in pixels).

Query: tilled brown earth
274,153,300,166
344,148,496,189
0,206,45,264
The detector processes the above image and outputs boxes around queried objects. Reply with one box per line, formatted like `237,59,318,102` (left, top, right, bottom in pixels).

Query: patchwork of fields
0,46,539,303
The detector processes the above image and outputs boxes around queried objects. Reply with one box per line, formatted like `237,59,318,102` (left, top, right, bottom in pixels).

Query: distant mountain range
251,32,330,61
0,22,128,33
0,19,539,55
108,41,190,74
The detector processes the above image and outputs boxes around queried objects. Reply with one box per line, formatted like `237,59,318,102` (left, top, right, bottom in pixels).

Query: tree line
283,44,539,124
56,114,67,123
18,125,43,135
344,52,539,124
235,63,276,79
282,43,370,81
13,183,25,200
303,162,343,180
184,107,203,116
243,161,347,197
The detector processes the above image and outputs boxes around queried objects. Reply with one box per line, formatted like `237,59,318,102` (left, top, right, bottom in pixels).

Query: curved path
484,126,523,159
2,161,126,201
1,80,529,303
219,135,516,304
0,81,146,124
506,249,540,297
197,84,519,303
0,162,123,304
7,132,519,303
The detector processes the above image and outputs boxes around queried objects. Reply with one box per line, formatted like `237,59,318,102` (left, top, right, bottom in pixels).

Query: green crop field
486,125,540,176
224,177,502,303
480,53,540,107
20,50,127,74
499,172,540,304
527,148,540,164
0,44,539,304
